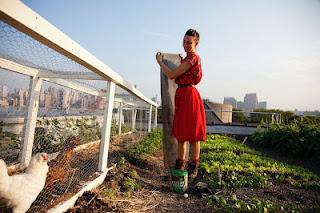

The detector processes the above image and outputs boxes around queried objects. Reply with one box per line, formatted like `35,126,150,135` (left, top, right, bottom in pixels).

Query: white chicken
0,152,49,213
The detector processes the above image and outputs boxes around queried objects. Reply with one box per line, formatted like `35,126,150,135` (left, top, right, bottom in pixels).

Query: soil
68,133,212,213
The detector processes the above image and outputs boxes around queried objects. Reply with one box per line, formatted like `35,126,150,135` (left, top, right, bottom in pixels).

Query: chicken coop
0,0,158,212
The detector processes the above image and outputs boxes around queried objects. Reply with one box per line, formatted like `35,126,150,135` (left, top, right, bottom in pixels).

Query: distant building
293,109,303,116
62,89,70,109
0,85,8,98
237,101,244,110
244,93,258,111
0,98,8,108
39,92,45,107
44,91,52,109
257,101,267,109
48,87,58,107
0,85,9,108
17,89,25,107
96,96,105,109
57,89,64,109
223,97,237,108
303,110,320,116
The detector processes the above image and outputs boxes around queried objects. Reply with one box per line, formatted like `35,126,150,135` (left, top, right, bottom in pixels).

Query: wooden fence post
98,81,115,172
132,108,137,131
118,102,123,135
148,105,152,132
21,75,42,166
154,106,158,128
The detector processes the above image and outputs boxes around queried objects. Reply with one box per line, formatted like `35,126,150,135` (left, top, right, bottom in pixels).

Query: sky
8,0,320,111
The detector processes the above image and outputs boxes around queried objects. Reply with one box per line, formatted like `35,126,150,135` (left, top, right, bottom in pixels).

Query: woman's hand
156,52,163,65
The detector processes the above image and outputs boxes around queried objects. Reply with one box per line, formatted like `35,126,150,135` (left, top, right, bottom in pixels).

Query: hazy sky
13,0,320,111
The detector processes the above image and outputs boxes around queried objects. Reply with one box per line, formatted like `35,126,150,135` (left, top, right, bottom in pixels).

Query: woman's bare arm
156,53,191,80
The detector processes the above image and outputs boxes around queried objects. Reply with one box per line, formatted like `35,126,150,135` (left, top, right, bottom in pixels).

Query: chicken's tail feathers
0,159,9,183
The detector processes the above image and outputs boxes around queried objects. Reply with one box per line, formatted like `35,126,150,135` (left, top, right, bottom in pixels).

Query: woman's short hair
185,29,200,42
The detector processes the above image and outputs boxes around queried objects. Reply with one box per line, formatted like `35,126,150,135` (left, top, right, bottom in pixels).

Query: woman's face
183,35,197,53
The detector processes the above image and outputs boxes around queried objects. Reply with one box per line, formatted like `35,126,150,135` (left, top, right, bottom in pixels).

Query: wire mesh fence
0,8,156,212
0,68,30,165
0,21,93,75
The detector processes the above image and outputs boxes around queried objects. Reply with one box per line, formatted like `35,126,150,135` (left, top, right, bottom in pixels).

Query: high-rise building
0,99,8,108
39,92,45,107
223,97,237,108
0,85,8,98
23,90,28,106
18,89,24,107
47,87,58,107
244,93,258,111
257,101,267,109
237,101,244,110
0,85,9,108
44,91,52,109
96,96,105,109
62,89,70,110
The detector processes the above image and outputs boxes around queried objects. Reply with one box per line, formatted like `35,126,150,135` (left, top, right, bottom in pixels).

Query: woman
156,28,206,180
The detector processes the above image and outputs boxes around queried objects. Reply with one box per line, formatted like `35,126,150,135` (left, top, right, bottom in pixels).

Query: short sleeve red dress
172,52,206,143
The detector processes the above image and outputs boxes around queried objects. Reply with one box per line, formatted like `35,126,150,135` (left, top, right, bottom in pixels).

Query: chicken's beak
42,153,48,161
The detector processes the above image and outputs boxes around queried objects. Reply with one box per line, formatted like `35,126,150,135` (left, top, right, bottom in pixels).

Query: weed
122,177,140,197
101,186,120,199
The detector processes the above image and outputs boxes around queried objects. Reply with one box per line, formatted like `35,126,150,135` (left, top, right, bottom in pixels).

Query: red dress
172,52,206,143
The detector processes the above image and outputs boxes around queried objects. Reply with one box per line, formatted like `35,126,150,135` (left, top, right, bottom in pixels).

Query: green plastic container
170,169,188,193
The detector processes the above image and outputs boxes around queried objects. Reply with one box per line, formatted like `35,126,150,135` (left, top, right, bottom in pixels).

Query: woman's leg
176,141,187,170
188,141,200,179
190,141,200,160
178,141,187,160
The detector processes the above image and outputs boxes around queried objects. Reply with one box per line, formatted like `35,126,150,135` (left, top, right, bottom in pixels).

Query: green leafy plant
207,193,298,212
122,176,140,197
252,120,320,159
200,135,320,190
128,128,162,158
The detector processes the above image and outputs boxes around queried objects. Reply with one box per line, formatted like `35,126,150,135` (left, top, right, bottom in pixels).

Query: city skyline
1,82,319,116
0,83,104,112
224,93,267,111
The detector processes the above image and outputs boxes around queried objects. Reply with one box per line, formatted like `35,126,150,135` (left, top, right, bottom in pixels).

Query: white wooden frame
154,106,158,128
98,81,115,171
21,75,42,165
148,105,152,132
118,102,123,135
132,108,137,131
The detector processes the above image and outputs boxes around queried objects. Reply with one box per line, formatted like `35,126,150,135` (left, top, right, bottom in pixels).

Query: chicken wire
0,69,30,164
0,80,146,212
0,21,96,76
0,19,152,212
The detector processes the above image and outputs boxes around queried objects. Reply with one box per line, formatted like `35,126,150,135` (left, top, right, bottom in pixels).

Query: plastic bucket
170,169,188,193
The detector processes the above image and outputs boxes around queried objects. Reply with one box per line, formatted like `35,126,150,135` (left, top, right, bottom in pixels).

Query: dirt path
68,133,212,213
